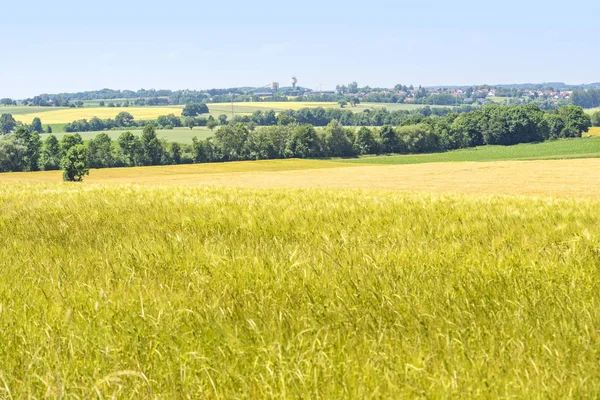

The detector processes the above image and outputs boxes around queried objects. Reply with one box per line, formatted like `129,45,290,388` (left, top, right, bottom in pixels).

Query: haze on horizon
1,0,599,99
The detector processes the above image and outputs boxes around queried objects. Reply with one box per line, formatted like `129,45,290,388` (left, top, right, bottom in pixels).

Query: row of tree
0,105,591,180
571,89,600,109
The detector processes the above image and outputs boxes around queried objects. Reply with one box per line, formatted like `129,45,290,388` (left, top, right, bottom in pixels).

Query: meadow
1,172,600,397
49,126,214,144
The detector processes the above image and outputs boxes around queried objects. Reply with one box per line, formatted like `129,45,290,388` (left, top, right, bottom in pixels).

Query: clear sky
1,0,599,98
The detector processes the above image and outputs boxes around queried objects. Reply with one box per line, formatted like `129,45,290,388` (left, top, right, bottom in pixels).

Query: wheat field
1,181,600,398
1,158,600,397
2,158,600,198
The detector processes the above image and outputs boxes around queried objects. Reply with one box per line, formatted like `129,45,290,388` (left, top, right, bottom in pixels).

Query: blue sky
1,0,599,98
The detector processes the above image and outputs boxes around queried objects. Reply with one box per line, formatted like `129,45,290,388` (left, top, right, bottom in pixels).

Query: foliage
0,113,17,134
0,135,27,171
592,111,600,127
60,144,89,181
181,102,209,117
38,134,62,170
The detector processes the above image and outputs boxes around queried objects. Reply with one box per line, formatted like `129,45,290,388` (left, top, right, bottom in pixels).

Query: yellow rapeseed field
14,107,183,125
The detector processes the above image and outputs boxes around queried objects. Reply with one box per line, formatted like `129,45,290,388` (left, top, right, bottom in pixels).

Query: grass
344,137,600,165
46,127,214,144
1,181,600,397
0,106,69,115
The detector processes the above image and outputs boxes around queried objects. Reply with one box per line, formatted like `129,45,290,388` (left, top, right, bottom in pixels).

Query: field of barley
1,158,600,397
1,177,600,398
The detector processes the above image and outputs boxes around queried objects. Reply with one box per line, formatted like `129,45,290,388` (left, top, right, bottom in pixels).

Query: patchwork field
1,167,600,397
6,102,428,130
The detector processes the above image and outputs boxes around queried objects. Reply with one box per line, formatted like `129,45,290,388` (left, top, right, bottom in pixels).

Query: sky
1,0,599,98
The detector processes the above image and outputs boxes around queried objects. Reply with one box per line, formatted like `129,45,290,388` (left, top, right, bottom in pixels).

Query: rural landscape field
2,155,600,397
3,0,600,397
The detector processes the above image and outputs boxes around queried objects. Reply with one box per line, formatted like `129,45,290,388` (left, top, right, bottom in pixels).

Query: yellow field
2,158,600,198
14,107,183,124
3,157,600,397
588,127,600,137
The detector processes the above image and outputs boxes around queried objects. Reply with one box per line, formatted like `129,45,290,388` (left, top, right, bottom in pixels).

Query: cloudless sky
1,0,599,98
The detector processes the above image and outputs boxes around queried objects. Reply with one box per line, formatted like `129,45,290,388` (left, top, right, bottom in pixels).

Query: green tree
0,114,17,134
397,123,439,153
592,111,600,127
184,116,197,130
115,111,135,127
325,120,355,157
218,114,228,125
169,142,182,164
61,144,89,182
140,124,164,165
31,117,43,133
355,127,379,155
289,124,321,158
206,116,218,130
60,133,84,154
14,127,41,171
0,135,27,172
46,125,52,134
182,102,209,117
214,124,250,161
556,105,591,135
87,133,114,168
379,125,401,153
117,131,142,166
338,99,348,108
38,135,62,170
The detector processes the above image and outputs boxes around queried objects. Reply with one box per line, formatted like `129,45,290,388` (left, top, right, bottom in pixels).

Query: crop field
1,161,600,397
2,157,600,197
588,127,600,137
13,107,184,125
48,127,214,144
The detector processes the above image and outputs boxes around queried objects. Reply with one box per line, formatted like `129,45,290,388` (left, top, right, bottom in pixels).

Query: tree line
0,104,591,180
571,89,600,109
